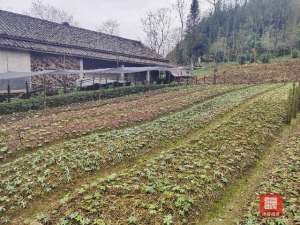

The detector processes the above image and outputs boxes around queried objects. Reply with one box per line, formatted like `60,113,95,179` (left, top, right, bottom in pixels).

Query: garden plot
201,59,300,84
39,86,289,225
0,85,190,124
0,85,242,161
0,88,158,123
238,123,300,225
0,85,190,123
0,84,277,223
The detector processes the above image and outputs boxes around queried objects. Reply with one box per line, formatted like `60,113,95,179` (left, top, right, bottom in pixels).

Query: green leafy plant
127,216,138,225
163,215,173,225
174,195,193,215
58,218,69,225
37,213,50,225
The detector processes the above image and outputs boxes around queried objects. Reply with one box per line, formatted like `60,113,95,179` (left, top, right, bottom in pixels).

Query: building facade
0,10,170,91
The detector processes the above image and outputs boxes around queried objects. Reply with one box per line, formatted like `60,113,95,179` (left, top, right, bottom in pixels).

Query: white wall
0,49,31,92
0,49,31,73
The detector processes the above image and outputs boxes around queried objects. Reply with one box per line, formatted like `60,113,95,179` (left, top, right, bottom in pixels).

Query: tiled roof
0,10,169,65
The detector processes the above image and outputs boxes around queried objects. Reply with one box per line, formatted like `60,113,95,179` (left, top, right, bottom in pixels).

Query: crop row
0,84,277,223
41,86,289,225
238,125,300,225
0,84,182,115
0,85,242,161
213,59,300,84
0,85,187,136
0,84,191,124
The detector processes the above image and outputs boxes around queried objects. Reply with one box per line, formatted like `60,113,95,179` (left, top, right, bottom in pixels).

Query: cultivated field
0,82,298,225
238,120,300,225
196,59,300,85
0,85,243,161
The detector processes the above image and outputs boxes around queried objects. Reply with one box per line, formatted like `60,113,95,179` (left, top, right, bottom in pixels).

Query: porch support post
120,64,125,84
146,70,151,84
120,72,125,82
162,70,166,82
79,59,84,79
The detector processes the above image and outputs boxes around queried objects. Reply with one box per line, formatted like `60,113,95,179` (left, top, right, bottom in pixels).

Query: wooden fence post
25,80,30,99
7,81,11,103
43,75,46,110
63,80,67,94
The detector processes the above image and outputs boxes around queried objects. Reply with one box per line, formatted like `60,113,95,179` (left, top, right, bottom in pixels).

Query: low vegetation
0,85,243,161
239,125,300,225
0,84,179,115
40,86,289,225
1,0,299,223
195,59,300,84
0,84,277,224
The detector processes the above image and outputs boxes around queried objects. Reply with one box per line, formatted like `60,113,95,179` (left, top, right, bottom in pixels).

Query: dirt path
197,116,300,225
10,87,279,225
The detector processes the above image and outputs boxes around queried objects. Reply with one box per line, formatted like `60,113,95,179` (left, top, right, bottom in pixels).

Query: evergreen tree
186,0,200,34
167,0,300,65
185,0,201,65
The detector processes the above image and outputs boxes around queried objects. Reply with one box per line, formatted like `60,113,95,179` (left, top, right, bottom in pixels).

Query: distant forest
168,0,300,65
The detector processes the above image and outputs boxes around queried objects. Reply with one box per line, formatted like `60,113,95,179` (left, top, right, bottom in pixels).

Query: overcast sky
0,0,209,40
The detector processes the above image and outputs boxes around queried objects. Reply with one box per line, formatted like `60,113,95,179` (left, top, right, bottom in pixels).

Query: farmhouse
0,10,179,91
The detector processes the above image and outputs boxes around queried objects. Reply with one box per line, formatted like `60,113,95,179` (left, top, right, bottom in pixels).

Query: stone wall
31,52,80,71
31,52,80,91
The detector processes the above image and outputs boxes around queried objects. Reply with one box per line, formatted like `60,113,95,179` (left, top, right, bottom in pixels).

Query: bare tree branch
172,0,188,40
141,8,172,56
97,19,120,35
27,0,78,25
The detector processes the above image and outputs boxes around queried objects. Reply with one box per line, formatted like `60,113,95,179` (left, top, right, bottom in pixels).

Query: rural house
0,10,174,91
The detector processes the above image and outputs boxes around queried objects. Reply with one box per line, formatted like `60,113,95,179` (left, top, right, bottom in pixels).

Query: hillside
168,0,300,65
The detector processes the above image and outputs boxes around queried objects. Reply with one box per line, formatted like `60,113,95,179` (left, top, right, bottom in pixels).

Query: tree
27,0,77,25
170,0,299,65
186,0,200,34
166,0,189,64
287,25,300,53
184,0,201,65
172,0,188,40
141,8,172,56
97,19,120,35
266,0,291,52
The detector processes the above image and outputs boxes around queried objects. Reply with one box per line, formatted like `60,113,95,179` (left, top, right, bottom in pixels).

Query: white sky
0,0,210,41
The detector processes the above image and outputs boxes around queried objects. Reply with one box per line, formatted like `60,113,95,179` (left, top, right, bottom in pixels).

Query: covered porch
0,66,191,94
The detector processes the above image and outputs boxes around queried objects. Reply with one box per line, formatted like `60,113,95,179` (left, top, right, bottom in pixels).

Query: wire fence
0,69,191,103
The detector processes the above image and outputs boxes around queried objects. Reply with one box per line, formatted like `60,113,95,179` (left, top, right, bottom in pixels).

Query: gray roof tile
0,10,168,65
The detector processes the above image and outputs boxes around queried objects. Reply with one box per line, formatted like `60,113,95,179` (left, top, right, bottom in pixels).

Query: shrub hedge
0,84,178,115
